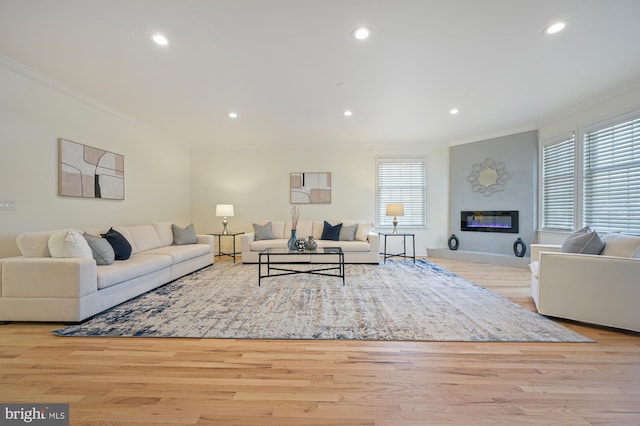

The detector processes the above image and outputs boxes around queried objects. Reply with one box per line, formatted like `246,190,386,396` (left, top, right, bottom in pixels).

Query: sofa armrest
537,251,640,331
367,232,380,251
196,234,214,250
1,257,97,298
241,233,256,252
530,244,562,262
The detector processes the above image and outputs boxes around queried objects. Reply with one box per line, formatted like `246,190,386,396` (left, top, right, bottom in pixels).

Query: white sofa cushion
292,220,314,239
146,244,212,263
355,223,374,242
122,224,163,253
250,239,289,251
16,229,78,258
48,230,93,259
602,233,640,257
96,253,172,290
153,222,175,247
316,240,372,252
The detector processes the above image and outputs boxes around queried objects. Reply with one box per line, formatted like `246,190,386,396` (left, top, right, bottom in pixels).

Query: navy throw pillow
101,228,132,260
321,221,342,241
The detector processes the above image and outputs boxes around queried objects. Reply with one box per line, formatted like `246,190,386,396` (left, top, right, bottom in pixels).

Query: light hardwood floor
1,257,639,425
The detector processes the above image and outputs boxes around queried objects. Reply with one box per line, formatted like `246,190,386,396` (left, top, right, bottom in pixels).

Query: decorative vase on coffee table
287,229,298,251
306,236,318,250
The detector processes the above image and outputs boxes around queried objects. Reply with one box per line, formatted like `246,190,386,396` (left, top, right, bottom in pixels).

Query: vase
287,229,298,251
447,234,459,251
513,237,527,257
306,235,318,250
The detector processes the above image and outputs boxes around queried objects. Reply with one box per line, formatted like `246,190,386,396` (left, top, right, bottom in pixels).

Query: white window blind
541,135,576,231
376,158,426,228
584,116,640,233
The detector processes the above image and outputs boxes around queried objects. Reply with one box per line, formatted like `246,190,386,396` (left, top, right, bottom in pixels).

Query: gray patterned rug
54,260,592,342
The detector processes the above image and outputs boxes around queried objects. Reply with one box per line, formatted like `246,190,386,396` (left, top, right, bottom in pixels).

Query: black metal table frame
379,232,416,264
209,232,244,263
258,248,345,286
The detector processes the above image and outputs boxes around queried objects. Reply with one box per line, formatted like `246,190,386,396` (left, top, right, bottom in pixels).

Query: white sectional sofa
530,232,640,332
241,220,380,264
0,223,214,322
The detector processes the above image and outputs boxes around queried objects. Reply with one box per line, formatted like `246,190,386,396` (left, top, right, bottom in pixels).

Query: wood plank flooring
1,257,639,425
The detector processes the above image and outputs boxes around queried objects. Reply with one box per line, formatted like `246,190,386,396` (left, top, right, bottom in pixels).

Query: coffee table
258,247,345,286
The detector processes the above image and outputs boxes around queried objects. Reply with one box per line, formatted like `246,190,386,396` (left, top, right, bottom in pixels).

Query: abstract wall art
58,138,124,200
290,172,331,204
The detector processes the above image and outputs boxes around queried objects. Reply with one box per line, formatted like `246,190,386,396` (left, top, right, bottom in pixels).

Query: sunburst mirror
467,158,510,196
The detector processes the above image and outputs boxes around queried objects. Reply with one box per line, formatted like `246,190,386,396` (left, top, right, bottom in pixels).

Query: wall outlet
0,199,16,211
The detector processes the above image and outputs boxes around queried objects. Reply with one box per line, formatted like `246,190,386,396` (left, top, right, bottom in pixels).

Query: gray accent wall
449,130,537,257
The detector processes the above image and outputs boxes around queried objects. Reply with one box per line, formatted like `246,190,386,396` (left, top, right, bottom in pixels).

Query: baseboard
427,248,530,268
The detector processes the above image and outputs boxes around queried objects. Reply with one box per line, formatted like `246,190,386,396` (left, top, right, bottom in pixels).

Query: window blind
541,135,576,231
584,116,640,232
376,158,427,228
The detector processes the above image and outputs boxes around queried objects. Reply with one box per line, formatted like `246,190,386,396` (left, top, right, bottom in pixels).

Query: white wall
0,58,192,258
537,79,640,244
191,143,450,256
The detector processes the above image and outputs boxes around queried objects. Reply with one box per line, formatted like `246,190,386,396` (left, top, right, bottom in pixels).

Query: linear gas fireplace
461,211,519,233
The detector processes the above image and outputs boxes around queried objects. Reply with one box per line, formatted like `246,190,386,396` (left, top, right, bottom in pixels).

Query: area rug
54,260,592,342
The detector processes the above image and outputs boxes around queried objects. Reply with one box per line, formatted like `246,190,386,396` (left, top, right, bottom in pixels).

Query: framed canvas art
290,172,331,204
58,138,124,199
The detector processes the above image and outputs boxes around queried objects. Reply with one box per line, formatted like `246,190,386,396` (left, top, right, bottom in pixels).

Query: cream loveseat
530,231,640,332
0,223,214,322
241,220,380,264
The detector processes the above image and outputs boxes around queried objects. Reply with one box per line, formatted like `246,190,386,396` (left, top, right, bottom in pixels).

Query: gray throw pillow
560,226,605,254
83,232,115,265
172,223,197,245
339,224,358,241
253,222,275,241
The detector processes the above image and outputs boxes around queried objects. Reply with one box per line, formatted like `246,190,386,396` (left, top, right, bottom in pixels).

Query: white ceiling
1,0,640,148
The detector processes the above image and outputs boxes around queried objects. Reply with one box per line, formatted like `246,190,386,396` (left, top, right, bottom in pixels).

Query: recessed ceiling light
449,108,459,115
152,33,169,46
352,26,371,40
344,110,353,117
228,112,238,119
544,21,566,35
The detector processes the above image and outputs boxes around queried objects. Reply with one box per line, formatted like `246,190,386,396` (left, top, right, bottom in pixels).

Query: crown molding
447,124,538,147
0,53,188,146
536,77,640,129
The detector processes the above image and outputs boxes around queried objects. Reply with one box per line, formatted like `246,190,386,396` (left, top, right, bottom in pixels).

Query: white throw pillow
48,230,93,259
355,223,374,242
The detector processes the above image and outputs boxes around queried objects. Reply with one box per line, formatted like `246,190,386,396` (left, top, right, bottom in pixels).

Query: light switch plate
0,199,16,211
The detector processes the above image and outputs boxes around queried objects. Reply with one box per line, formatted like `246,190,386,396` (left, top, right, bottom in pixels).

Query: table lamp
386,203,404,234
216,204,234,234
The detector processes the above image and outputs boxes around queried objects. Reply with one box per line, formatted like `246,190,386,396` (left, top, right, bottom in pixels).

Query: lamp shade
386,203,404,216
215,204,234,217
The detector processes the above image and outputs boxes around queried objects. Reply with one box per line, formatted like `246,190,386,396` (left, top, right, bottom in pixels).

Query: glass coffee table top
260,247,343,255
258,247,345,286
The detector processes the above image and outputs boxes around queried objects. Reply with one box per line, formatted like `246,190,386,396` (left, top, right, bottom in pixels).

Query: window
541,134,576,231
376,158,427,228
583,116,640,233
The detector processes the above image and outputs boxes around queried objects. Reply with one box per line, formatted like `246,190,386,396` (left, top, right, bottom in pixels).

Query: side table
379,232,416,264
209,232,244,263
